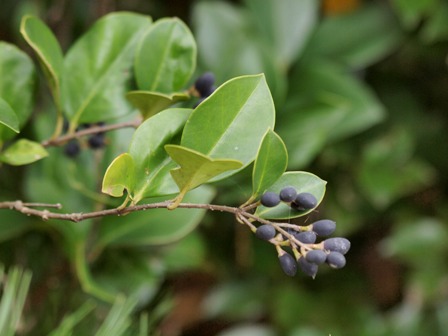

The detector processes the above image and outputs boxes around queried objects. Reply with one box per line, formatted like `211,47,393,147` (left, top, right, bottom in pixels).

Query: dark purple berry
305,249,327,265
295,231,317,244
279,186,297,202
64,140,80,158
326,252,346,269
278,252,297,277
292,193,317,210
260,192,281,207
88,133,106,149
323,238,351,255
255,225,276,241
311,220,336,236
298,257,318,278
194,72,215,97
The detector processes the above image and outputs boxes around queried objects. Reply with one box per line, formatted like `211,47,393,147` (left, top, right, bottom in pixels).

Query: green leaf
255,172,326,219
181,74,275,180
0,42,35,141
165,144,242,208
61,12,152,125
252,129,287,198
244,0,319,67
0,139,48,166
102,153,135,197
129,108,192,203
126,90,189,120
20,16,63,105
96,185,215,247
135,18,196,93
305,4,403,69
0,99,19,134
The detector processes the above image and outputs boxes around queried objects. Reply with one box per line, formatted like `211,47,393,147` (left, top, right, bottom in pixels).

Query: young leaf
135,18,196,93
126,91,189,120
255,171,326,219
0,42,35,141
252,129,288,198
0,99,19,134
129,108,192,203
61,12,152,126
0,139,48,166
165,144,243,208
102,153,135,198
20,16,63,105
181,74,275,180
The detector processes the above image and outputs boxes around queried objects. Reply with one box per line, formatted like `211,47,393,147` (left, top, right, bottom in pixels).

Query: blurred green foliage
1,0,448,335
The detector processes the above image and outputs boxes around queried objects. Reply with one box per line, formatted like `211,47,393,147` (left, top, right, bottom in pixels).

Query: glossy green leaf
126,90,189,120
96,185,215,247
0,99,19,134
181,74,275,180
244,0,319,68
102,153,135,197
129,108,192,203
61,12,152,125
0,139,48,165
252,129,287,198
135,18,196,93
305,4,402,69
20,16,63,105
165,144,243,207
255,172,326,219
0,42,35,141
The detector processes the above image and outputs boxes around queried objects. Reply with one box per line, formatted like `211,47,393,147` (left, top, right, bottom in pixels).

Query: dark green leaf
135,18,196,93
255,172,326,219
252,129,288,198
0,98,19,134
61,12,152,125
0,139,48,165
126,90,189,120
181,74,275,180
20,16,63,105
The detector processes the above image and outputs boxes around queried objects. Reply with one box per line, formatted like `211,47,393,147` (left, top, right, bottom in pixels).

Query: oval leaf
0,98,19,133
165,144,243,207
181,74,275,180
96,185,215,247
61,12,152,125
252,129,288,197
135,18,196,93
0,139,48,166
126,90,189,120
102,153,135,197
129,108,192,203
0,42,35,141
255,171,326,219
20,16,63,104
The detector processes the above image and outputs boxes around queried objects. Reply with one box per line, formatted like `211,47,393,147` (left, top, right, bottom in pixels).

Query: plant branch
41,119,141,147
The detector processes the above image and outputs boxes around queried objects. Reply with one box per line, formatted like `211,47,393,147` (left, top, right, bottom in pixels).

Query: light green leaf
252,129,287,198
0,98,19,133
135,18,196,93
255,172,326,219
96,185,215,247
181,74,275,180
0,139,48,166
61,12,152,126
129,108,192,203
102,153,135,197
165,144,243,208
126,90,189,120
0,42,35,141
20,16,63,105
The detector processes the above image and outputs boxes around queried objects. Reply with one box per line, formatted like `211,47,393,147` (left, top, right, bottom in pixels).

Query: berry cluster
193,72,216,107
254,187,350,278
63,122,107,158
